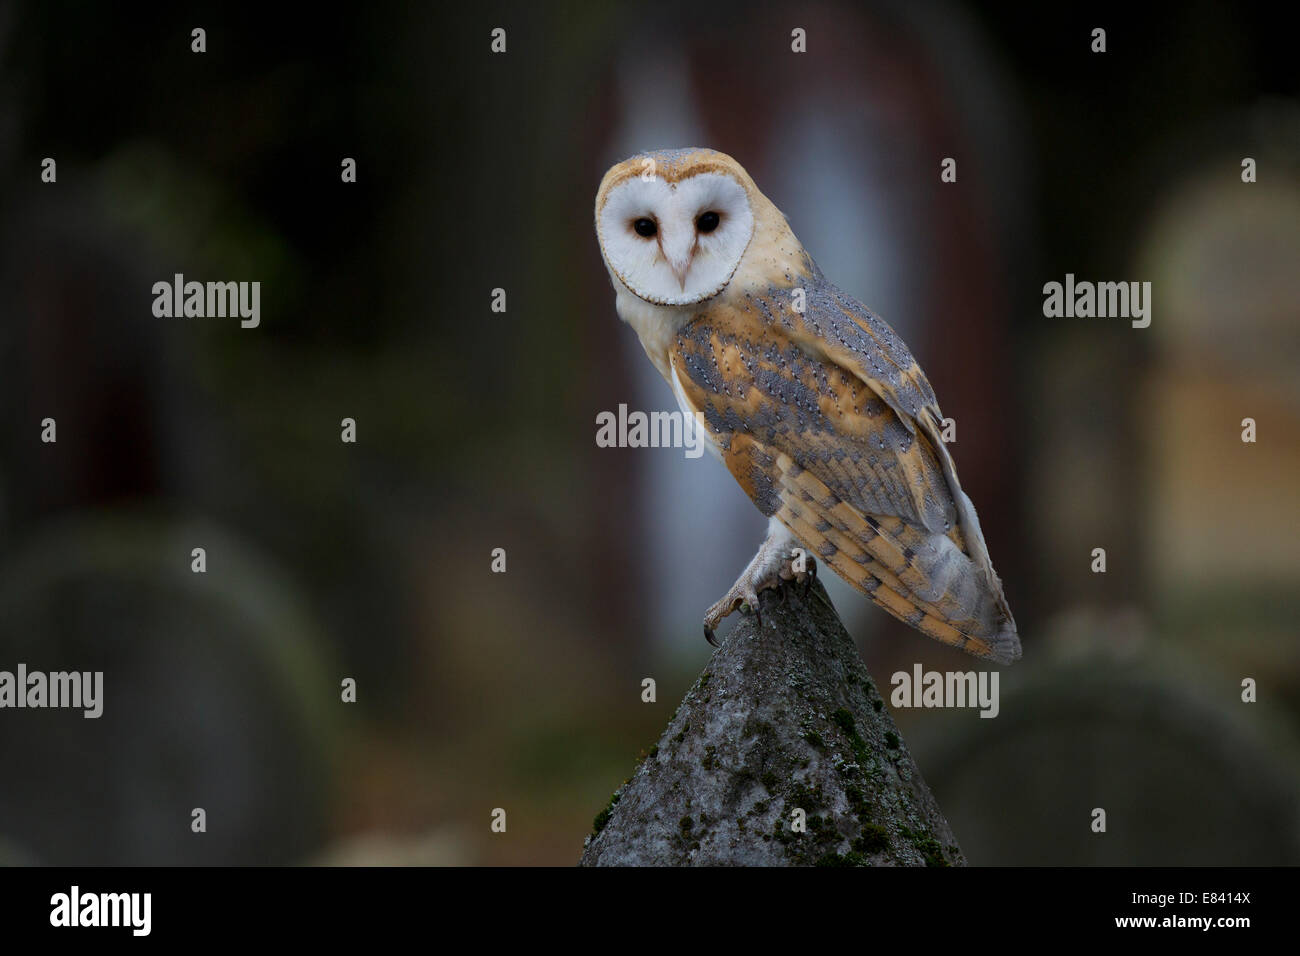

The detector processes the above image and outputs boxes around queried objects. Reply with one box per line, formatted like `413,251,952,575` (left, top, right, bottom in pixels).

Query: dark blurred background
1,0,1297,865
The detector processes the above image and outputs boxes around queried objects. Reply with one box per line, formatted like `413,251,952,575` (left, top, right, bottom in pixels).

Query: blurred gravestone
0,513,336,864
915,649,1300,865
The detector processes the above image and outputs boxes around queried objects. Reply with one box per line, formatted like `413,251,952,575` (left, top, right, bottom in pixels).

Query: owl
594,148,1020,665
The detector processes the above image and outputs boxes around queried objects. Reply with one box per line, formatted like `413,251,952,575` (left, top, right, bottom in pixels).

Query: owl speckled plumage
595,148,1020,665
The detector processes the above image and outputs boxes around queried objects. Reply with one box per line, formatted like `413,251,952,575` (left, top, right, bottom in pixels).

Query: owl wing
670,279,1020,664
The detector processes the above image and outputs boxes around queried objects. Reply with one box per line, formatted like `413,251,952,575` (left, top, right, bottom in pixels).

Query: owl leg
703,517,815,646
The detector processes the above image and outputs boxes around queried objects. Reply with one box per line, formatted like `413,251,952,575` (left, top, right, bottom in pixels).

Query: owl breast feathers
596,148,1020,664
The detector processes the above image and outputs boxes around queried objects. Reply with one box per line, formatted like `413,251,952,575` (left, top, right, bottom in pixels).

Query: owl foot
703,521,815,646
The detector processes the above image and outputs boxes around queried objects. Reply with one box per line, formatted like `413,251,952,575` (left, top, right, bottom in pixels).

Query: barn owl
594,148,1020,665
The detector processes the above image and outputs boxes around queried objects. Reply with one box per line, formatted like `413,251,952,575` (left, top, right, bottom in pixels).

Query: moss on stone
830,708,856,735
852,823,889,854
591,790,621,836
900,825,950,867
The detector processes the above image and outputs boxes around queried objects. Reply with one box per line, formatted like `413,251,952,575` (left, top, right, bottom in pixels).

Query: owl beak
669,255,693,291
661,232,696,291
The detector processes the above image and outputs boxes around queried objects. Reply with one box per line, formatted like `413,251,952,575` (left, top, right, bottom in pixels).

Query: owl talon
701,521,805,645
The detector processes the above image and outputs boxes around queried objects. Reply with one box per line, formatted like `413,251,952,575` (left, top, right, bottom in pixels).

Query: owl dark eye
697,211,720,233
633,218,657,238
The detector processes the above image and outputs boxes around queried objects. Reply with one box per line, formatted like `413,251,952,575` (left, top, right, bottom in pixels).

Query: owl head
595,148,758,307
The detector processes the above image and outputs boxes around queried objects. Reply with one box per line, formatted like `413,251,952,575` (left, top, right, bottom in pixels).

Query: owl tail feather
771,453,1021,665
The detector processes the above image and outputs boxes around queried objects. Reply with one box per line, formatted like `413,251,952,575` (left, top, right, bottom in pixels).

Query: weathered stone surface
581,579,965,866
